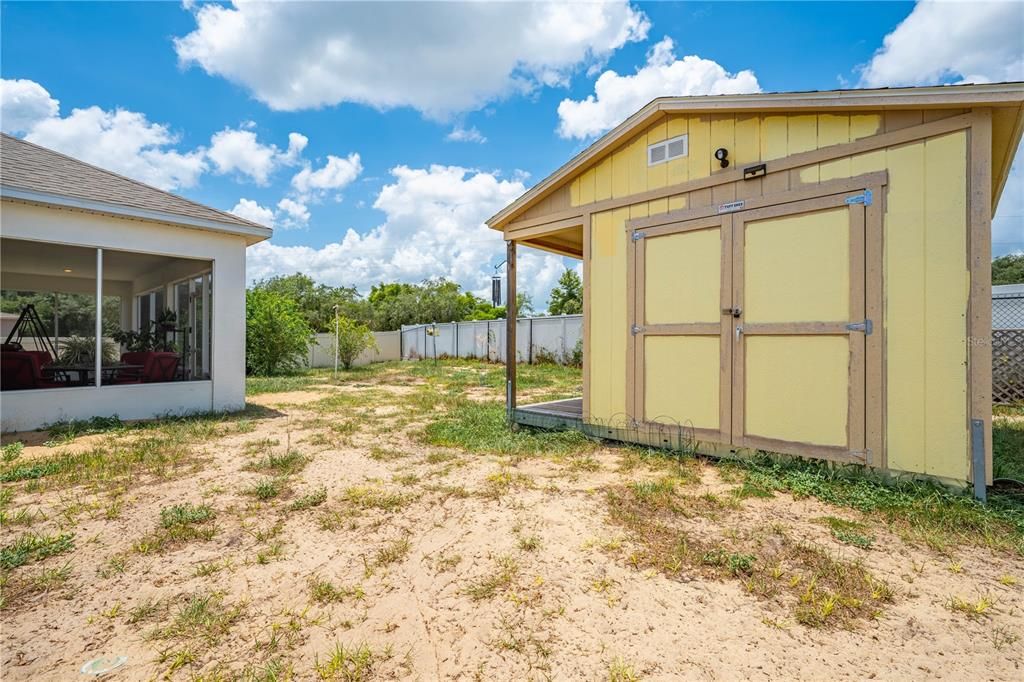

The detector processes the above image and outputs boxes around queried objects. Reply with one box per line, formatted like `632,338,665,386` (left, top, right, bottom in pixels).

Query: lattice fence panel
994,330,1024,404
993,292,1024,405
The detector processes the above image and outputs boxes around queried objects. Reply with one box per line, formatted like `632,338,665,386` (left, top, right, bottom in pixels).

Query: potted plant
112,309,178,353
57,336,119,365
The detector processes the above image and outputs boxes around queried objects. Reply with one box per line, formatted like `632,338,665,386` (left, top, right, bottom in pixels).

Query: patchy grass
813,516,876,549
315,642,385,681
946,594,996,619
1,532,74,570
247,477,287,501
309,576,364,604
0,562,74,609
290,487,328,511
993,414,1024,482
134,504,216,554
2,441,25,462
161,503,215,529
608,656,640,682
464,555,519,601
732,455,1024,555
341,486,408,512
245,450,309,476
482,469,534,499
373,537,411,569
424,401,596,458
606,480,894,628
245,365,389,396
44,415,127,445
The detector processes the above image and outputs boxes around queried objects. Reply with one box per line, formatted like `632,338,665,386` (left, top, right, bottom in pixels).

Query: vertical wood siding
579,110,972,481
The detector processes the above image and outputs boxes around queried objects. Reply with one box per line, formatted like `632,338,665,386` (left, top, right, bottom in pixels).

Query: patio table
45,363,144,386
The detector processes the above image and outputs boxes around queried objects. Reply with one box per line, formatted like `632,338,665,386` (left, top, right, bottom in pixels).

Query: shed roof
488,82,1024,231
0,133,272,244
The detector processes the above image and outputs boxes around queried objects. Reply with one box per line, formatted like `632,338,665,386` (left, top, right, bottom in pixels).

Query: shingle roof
0,133,271,239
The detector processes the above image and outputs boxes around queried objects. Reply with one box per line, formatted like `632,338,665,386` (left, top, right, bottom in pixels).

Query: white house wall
0,381,214,432
1,200,249,427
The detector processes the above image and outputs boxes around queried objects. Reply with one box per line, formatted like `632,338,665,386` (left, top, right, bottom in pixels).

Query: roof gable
489,83,1024,230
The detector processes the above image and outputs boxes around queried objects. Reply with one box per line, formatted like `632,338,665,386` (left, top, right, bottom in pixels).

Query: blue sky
2,1,1021,309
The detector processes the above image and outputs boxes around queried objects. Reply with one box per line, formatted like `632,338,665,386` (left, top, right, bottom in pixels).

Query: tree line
244,269,583,375
249,269,583,333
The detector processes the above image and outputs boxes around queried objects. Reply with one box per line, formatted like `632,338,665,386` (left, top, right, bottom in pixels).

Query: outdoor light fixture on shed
714,147,730,168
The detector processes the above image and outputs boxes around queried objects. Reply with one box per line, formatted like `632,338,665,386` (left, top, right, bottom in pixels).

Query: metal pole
333,305,339,377
95,248,103,387
528,317,534,364
505,240,517,421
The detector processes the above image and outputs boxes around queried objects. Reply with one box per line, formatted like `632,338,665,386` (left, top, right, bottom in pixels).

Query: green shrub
245,289,313,376
333,316,378,370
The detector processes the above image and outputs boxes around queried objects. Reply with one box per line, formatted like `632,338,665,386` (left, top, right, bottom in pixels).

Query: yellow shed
488,83,1024,492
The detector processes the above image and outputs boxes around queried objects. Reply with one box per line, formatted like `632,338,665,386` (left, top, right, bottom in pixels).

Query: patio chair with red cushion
1,351,66,390
115,352,180,384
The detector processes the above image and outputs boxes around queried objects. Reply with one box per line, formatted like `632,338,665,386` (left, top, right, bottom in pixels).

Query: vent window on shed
648,134,688,166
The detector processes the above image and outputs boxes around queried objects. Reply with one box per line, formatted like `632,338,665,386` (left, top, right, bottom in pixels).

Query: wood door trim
848,202,867,458
634,215,723,240
627,213,731,442
644,323,721,336
740,435,870,465
626,171,888,231
732,192,872,460
582,213,592,421
742,322,852,335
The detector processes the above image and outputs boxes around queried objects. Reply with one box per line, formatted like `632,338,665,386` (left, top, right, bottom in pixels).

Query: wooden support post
506,240,517,423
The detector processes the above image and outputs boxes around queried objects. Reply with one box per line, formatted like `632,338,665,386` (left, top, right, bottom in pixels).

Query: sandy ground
2,378,1022,681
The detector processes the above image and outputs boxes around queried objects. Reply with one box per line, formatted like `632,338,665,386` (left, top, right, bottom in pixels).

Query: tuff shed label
717,200,745,214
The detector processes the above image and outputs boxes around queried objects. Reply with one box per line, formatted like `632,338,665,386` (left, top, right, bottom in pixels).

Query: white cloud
230,198,274,227
557,37,761,139
276,197,310,228
0,78,60,134
291,153,363,197
2,77,204,191
283,132,308,163
208,127,307,185
857,1,1023,258
175,1,649,118
858,0,1024,88
248,164,569,308
26,104,208,191
446,126,487,144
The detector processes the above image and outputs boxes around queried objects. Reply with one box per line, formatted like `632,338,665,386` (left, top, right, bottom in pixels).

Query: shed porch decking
512,397,583,429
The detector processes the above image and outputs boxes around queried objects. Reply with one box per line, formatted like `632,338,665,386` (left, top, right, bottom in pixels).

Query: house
489,83,1024,492
1,133,271,431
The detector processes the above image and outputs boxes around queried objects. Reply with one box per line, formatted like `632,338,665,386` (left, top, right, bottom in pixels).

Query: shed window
648,134,688,166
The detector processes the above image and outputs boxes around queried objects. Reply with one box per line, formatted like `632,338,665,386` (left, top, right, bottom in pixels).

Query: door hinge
846,319,873,335
845,189,873,206
631,231,646,242
631,324,644,335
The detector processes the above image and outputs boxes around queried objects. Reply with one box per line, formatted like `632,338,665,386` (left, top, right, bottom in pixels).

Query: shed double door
628,187,880,464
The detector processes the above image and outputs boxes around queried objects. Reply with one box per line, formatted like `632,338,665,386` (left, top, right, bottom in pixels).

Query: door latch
722,306,742,318
735,325,744,341
631,324,643,335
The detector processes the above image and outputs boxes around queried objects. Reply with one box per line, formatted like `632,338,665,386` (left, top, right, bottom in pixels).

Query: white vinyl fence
400,314,582,365
307,331,401,368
